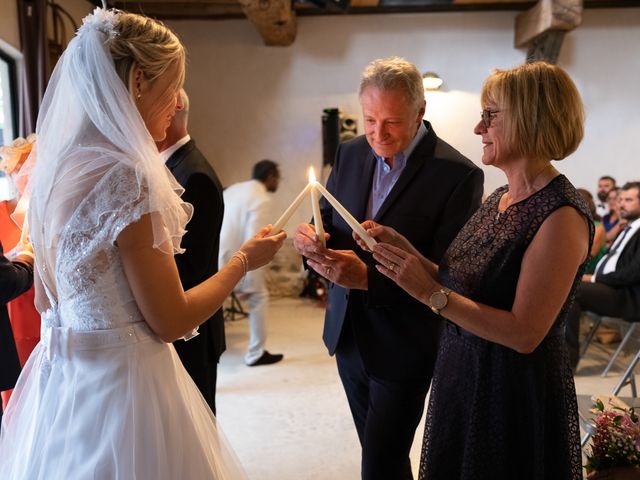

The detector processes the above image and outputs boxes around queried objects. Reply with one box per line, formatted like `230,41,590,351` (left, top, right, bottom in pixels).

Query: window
0,43,19,200
0,50,17,147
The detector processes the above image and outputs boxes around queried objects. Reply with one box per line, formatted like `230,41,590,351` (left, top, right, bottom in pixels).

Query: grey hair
359,57,425,111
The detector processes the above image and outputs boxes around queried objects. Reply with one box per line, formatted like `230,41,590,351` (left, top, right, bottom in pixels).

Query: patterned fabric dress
419,175,592,480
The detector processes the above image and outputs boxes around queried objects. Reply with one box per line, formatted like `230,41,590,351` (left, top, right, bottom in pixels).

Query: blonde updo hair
108,12,185,98
359,57,425,112
481,62,584,161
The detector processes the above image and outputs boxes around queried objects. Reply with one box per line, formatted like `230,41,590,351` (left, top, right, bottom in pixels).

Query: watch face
431,291,448,310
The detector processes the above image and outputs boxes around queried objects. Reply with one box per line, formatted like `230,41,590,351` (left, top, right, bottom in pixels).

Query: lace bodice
37,164,155,330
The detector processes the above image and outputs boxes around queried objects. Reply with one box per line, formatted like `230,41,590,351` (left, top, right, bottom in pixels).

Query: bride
0,6,285,479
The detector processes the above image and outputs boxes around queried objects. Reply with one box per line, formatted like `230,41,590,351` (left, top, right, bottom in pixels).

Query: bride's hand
239,225,286,271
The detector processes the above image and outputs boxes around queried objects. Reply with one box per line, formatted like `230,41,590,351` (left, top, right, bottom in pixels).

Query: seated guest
603,187,623,244
577,188,607,274
566,181,640,371
595,175,616,219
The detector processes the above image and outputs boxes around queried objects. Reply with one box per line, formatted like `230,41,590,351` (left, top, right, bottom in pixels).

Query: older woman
363,62,591,479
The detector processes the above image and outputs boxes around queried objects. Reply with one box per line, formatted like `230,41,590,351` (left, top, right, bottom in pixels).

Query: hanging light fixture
422,72,443,91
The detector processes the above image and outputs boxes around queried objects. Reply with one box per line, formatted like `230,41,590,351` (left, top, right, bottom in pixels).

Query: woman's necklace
496,163,554,221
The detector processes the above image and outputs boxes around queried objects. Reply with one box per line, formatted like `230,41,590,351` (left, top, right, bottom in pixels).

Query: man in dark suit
158,90,225,415
293,57,484,479
566,181,640,371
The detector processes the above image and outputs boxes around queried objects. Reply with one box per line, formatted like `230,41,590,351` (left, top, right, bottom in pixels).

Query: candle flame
308,167,317,183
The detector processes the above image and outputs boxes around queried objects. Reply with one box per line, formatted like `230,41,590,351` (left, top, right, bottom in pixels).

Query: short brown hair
622,181,640,199
577,188,598,220
481,62,584,161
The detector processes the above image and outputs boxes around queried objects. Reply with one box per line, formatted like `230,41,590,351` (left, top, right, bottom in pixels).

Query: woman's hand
354,220,413,253
372,242,436,303
239,225,287,271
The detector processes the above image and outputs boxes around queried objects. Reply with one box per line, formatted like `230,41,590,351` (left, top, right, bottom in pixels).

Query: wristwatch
429,288,452,315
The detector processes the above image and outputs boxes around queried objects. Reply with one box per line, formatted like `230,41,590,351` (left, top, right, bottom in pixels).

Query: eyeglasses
481,109,500,129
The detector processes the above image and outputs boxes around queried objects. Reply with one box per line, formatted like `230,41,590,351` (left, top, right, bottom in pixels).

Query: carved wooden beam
239,0,297,46
350,0,380,6
515,0,583,63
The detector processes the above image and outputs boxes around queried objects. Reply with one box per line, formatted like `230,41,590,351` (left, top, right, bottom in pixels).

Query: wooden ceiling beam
350,0,380,6
514,0,583,48
111,1,244,18
238,0,297,46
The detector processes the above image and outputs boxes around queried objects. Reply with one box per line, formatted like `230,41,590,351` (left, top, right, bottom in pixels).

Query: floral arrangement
78,6,120,38
585,398,640,474
0,134,35,175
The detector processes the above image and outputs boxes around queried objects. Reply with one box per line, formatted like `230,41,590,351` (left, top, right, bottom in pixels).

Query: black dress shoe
248,351,284,366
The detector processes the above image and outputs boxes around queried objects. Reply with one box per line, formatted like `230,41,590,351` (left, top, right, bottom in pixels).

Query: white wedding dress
0,164,247,479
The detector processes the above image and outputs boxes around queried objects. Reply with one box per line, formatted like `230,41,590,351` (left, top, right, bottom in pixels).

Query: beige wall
167,9,640,232
3,5,639,233
0,0,92,55
0,0,20,49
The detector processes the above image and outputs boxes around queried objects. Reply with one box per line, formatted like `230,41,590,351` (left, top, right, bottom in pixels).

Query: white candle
271,182,313,234
308,168,326,247
314,182,377,250
310,186,326,246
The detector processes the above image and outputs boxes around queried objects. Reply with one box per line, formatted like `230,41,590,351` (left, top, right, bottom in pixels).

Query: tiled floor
216,297,639,479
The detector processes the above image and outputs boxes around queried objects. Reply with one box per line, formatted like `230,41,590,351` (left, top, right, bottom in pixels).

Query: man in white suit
219,160,284,366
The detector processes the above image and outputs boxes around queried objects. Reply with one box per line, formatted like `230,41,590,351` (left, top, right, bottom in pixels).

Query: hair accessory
77,7,120,38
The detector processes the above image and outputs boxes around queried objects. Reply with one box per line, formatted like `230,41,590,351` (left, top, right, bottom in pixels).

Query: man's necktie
595,226,631,277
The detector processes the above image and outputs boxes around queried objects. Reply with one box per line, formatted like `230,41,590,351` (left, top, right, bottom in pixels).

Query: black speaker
339,114,357,142
322,108,340,167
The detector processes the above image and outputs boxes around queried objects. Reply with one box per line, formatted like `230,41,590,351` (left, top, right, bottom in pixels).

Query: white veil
28,7,192,308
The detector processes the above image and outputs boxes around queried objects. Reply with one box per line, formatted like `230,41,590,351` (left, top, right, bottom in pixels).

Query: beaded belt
40,321,154,361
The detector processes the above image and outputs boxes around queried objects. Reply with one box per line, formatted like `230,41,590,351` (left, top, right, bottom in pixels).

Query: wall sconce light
422,72,443,91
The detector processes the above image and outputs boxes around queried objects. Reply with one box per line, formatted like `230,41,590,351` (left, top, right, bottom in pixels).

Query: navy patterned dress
419,175,592,480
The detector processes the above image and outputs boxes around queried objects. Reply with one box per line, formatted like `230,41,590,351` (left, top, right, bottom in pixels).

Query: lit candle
314,182,377,250
271,182,313,234
308,168,326,247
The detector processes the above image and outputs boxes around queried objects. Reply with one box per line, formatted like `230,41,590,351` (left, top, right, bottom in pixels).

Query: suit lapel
373,121,437,222
352,150,376,221
165,139,194,172
620,228,640,266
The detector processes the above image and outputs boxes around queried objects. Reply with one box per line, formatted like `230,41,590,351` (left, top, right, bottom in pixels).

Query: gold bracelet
232,251,248,276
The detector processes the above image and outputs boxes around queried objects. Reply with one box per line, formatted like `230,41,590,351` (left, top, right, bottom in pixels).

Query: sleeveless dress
0,164,247,479
419,175,592,480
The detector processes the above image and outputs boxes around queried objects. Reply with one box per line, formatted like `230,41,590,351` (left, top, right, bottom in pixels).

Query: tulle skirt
0,322,247,479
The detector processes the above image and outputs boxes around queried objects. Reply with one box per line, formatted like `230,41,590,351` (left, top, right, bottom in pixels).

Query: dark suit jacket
0,242,33,391
167,139,226,368
322,121,484,382
596,227,640,314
